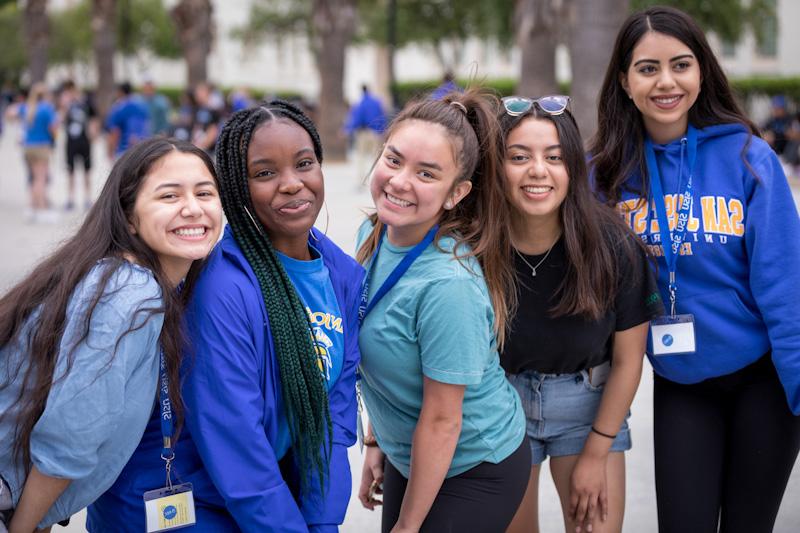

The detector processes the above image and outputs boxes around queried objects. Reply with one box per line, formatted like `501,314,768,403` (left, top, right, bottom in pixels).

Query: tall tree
514,0,567,98
171,0,213,87
23,0,49,84
311,0,357,160
92,0,116,118
568,0,629,141
236,0,356,161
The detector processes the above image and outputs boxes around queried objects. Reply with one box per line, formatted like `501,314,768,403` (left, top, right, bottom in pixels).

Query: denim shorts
507,369,632,465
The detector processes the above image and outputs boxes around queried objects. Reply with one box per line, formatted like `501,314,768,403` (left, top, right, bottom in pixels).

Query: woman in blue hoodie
88,101,362,532
591,6,800,532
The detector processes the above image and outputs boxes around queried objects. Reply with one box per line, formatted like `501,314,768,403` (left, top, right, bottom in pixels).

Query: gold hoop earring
243,204,267,238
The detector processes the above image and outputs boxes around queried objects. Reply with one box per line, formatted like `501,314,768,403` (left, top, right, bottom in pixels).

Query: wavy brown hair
356,88,512,345
499,104,642,321
589,5,760,205
0,138,215,471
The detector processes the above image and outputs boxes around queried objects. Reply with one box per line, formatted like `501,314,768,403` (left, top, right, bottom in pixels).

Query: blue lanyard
357,224,439,325
645,125,698,315
158,349,174,462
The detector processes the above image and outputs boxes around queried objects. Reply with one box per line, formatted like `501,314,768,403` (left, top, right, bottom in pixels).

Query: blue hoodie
614,124,800,414
88,227,363,532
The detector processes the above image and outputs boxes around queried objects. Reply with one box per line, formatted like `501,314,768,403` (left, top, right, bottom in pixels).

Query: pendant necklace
514,236,559,277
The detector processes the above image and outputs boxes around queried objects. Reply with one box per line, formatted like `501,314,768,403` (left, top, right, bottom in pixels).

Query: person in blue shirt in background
0,138,222,533
105,82,150,159
141,79,172,137
19,83,58,223
591,6,800,532
429,71,461,101
89,100,362,532
345,84,387,187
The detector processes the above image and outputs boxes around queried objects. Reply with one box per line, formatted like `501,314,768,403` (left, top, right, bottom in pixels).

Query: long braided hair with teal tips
215,100,331,493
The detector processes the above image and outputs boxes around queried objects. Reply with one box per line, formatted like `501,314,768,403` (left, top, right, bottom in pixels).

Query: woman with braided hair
87,101,362,532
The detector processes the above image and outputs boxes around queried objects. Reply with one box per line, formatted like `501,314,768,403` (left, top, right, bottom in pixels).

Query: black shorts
66,138,92,172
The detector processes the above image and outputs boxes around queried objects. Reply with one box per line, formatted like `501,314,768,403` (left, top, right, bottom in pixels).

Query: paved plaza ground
0,124,797,532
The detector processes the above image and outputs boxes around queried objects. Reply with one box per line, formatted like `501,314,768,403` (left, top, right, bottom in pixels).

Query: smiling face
621,31,702,144
247,119,324,257
130,151,222,285
504,117,568,234
370,119,472,246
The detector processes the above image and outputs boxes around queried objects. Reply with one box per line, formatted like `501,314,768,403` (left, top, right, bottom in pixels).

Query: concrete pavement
0,123,797,532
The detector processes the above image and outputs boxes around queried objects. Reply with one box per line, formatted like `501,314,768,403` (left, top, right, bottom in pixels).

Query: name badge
144,483,196,532
650,314,696,356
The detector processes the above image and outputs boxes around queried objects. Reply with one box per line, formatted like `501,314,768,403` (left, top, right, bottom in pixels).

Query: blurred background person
228,86,254,113
344,84,386,187
141,78,171,137
105,82,150,160
60,80,97,211
190,82,221,157
20,83,58,223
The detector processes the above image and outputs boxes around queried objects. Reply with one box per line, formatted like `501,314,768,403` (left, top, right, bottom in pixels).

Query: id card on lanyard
355,224,439,450
143,350,196,532
647,126,698,356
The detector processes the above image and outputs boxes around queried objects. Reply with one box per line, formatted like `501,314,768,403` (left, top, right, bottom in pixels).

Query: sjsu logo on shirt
617,194,745,256
312,327,334,381
305,307,342,382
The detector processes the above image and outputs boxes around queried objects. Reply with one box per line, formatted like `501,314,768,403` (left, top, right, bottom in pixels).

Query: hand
358,446,385,510
569,454,608,533
390,526,419,533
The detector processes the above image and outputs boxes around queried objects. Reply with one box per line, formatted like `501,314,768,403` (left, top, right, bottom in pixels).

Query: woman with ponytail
90,100,363,532
355,89,528,532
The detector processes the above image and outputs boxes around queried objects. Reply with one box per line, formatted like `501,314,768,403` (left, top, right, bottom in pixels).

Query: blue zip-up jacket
614,123,800,414
87,227,363,532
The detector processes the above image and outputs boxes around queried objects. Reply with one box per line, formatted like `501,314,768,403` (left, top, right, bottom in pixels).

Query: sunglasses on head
502,95,570,117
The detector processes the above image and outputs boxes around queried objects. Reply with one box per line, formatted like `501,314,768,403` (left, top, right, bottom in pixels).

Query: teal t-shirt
356,222,525,478
275,245,345,460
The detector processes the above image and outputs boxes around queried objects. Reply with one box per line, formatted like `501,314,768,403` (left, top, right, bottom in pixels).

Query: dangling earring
243,205,267,238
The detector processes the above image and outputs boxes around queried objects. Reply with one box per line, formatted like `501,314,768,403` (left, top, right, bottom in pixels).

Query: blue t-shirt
356,222,525,478
0,260,162,528
105,96,151,154
274,245,344,459
20,102,57,146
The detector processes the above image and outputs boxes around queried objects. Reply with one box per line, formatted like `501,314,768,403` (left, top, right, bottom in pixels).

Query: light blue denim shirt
0,259,163,527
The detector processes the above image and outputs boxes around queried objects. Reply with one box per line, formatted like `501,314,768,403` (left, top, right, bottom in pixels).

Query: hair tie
450,101,467,115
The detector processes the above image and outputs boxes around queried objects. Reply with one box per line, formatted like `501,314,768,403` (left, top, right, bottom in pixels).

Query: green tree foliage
48,0,180,67
630,0,775,45
357,0,514,48
233,0,310,49
236,0,515,59
0,3,26,83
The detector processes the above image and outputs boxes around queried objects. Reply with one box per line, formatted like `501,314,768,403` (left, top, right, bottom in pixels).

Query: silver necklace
514,238,558,277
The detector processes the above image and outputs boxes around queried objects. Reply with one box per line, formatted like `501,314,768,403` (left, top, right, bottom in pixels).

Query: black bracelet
591,426,617,440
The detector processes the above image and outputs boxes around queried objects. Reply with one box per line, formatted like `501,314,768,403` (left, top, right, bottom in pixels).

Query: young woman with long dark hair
89,100,363,532
591,6,800,532
355,89,528,533
0,138,222,532
495,96,661,533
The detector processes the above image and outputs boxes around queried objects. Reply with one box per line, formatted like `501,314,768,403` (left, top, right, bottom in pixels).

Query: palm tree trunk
92,0,116,119
171,0,213,88
515,0,559,97
568,0,629,142
24,0,49,84
311,0,356,162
